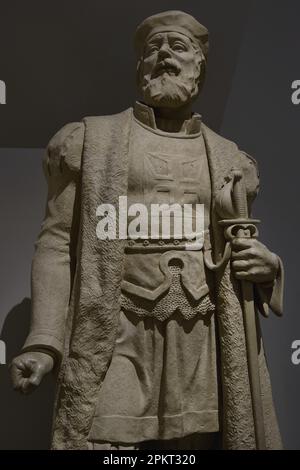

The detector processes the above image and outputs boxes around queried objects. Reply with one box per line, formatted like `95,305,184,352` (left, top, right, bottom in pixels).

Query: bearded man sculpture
10,11,284,450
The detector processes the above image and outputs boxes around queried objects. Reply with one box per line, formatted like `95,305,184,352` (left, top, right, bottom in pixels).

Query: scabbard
241,279,266,449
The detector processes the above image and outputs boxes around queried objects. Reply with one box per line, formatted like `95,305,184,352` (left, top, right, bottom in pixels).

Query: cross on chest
145,152,202,204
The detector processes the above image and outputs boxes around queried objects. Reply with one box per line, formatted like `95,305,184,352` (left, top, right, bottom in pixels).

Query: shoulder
202,123,259,177
201,123,259,200
201,123,238,153
45,122,85,175
45,109,133,176
238,150,259,181
83,108,133,133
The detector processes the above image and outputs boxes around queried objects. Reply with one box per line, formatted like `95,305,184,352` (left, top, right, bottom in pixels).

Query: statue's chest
127,122,211,208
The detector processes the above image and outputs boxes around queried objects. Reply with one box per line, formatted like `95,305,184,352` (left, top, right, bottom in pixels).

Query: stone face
10,10,283,450
136,11,208,113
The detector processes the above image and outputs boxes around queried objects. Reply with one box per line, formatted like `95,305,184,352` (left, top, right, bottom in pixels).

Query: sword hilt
231,169,248,219
220,219,260,241
204,171,260,270
218,172,266,449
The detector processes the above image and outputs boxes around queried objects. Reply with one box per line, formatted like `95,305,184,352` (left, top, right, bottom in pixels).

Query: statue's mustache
151,60,181,78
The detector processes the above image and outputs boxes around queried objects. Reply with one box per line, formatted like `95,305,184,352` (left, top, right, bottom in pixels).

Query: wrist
22,347,58,365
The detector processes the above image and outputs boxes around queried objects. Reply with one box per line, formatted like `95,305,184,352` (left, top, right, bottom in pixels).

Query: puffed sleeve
22,122,85,359
240,151,284,317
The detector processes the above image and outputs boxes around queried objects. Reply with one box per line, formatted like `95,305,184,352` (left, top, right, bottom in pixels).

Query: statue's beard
140,72,199,108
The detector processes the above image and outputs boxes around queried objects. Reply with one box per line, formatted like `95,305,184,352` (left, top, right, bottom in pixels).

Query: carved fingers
10,351,54,395
231,238,279,284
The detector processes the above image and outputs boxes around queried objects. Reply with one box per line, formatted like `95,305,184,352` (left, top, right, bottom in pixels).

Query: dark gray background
0,0,299,450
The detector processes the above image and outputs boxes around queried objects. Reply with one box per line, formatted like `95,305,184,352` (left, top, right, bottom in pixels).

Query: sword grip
232,169,248,219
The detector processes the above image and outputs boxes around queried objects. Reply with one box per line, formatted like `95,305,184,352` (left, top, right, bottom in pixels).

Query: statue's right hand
10,351,54,395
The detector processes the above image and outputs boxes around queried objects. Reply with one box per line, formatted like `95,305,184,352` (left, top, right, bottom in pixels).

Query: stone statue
10,11,284,450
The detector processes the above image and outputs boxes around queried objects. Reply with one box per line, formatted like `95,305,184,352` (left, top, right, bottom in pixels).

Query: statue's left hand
231,238,279,284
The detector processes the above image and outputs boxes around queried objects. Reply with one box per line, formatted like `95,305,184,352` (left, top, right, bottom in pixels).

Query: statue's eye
146,45,159,55
172,42,187,52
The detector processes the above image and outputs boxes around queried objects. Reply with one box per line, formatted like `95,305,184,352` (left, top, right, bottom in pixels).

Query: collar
133,101,202,135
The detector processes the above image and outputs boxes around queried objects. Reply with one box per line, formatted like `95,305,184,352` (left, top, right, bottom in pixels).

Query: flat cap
134,10,209,59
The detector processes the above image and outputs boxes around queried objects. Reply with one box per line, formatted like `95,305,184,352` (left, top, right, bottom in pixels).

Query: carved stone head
135,11,209,109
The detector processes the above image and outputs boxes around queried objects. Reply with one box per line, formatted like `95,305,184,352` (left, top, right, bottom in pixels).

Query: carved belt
125,230,210,253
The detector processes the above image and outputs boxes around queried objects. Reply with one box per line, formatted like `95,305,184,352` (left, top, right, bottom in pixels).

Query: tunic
88,102,220,444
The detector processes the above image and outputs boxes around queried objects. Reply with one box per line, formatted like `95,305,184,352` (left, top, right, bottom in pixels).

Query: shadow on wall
0,298,55,450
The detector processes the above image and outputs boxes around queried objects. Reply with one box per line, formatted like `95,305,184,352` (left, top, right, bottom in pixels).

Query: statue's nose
158,44,172,59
